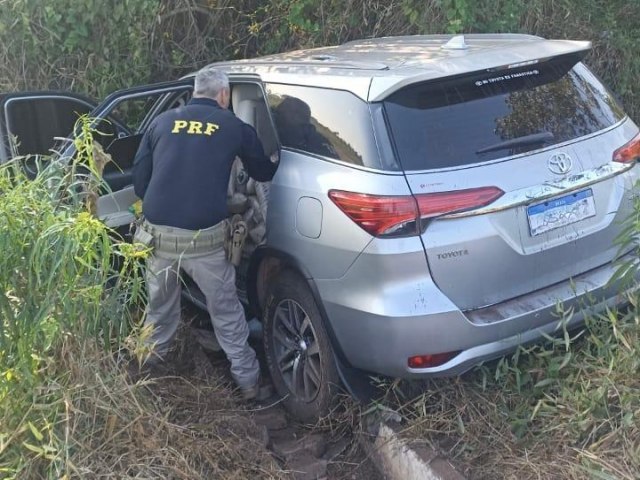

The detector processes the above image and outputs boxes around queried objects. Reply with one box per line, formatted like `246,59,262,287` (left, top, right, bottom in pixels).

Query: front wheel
263,270,340,422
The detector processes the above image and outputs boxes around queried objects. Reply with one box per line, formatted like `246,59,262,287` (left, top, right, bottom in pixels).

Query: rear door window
384,57,626,171
265,84,381,169
1,94,97,158
91,81,194,191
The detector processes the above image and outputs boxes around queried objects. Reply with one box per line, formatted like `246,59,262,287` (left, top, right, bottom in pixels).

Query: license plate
527,189,596,236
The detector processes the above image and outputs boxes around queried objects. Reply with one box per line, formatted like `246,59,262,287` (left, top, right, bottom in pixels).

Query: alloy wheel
272,299,323,402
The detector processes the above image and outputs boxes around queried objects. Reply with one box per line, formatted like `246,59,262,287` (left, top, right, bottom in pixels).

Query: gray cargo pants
143,248,260,389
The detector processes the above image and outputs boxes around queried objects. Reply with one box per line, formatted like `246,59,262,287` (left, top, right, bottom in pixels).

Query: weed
0,120,139,477
0,119,287,478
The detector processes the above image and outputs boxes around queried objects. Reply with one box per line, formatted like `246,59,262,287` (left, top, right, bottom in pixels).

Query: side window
3,96,97,157
265,84,379,168
165,90,192,110
139,89,193,131
100,88,193,143
106,93,166,135
98,93,167,180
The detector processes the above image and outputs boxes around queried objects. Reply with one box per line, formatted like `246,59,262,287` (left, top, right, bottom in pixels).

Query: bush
0,126,147,477
0,0,159,97
0,1,637,121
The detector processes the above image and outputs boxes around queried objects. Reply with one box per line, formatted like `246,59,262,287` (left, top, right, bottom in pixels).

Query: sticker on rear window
475,69,540,87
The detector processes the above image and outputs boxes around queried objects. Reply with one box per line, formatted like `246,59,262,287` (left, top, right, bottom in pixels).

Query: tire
263,270,340,422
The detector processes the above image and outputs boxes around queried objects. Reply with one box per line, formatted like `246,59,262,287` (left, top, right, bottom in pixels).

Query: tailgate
383,53,638,310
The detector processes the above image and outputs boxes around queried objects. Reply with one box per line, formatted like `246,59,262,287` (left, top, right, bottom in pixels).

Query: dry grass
389,302,640,480
46,336,289,480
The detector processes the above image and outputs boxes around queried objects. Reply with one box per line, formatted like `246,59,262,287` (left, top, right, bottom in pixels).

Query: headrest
231,84,262,113
235,99,258,126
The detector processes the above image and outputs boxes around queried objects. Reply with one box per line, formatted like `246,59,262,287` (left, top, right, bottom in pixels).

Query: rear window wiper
476,131,555,155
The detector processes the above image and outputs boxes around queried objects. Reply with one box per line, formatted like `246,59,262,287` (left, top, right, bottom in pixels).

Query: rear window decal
475,69,540,87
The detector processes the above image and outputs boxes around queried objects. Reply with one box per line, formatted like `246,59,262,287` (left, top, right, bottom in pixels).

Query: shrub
0,1,637,121
0,124,147,478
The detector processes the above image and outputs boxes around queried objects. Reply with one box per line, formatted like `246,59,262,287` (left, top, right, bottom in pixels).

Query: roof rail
213,59,389,71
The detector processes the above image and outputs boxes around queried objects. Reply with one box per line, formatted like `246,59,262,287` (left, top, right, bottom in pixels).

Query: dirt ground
142,304,382,480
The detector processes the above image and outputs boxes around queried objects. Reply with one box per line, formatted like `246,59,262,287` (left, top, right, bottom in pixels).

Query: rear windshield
384,57,626,170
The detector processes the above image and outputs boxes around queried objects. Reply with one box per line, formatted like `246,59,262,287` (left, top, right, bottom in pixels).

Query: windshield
384,57,626,171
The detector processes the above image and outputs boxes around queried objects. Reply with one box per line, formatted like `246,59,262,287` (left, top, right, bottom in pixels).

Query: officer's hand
270,151,280,164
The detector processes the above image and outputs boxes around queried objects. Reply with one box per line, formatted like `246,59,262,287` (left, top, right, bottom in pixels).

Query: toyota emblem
547,153,573,175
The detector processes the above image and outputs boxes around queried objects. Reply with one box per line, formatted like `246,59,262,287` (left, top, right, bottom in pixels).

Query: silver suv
2,34,639,421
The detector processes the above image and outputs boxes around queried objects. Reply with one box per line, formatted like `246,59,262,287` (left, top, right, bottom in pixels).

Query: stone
272,433,327,460
368,423,468,480
253,407,288,430
288,453,328,480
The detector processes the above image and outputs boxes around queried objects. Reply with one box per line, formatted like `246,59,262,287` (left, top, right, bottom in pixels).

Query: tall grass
0,127,146,478
0,125,286,479
394,308,639,478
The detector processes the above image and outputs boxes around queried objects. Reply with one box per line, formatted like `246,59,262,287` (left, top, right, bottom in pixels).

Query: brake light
328,187,503,237
415,187,504,219
408,351,461,369
328,191,418,237
613,133,640,164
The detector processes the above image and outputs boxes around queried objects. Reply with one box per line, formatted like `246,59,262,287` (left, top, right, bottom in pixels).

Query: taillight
329,187,504,238
613,133,640,164
408,351,461,369
328,191,418,237
415,187,504,220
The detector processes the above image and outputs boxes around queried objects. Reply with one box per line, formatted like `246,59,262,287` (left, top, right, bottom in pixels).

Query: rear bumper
316,238,632,379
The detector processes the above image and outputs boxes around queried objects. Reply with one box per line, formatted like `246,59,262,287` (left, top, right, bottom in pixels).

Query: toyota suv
1,34,639,421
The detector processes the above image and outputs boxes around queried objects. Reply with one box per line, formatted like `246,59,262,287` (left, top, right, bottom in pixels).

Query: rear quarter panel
267,150,413,279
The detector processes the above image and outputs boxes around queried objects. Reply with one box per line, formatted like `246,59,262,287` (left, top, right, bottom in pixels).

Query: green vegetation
395,303,639,478
0,1,638,120
0,124,144,477
0,124,286,478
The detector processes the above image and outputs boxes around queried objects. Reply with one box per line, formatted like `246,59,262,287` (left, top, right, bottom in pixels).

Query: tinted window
108,93,165,133
266,84,380,168
4,97,94,156
384,58,626,171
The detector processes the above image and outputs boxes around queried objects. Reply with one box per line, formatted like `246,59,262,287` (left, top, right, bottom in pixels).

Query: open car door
73,79,195,230
0,92,99,164
1,80,194,231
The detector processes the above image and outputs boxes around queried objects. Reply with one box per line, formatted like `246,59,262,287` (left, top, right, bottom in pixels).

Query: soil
143,304,383,480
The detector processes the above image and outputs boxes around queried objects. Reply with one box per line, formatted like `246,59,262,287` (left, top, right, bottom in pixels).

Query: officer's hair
194,68,229,98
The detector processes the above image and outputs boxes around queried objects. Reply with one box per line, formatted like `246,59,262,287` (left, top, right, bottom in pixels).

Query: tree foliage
0,0,637,116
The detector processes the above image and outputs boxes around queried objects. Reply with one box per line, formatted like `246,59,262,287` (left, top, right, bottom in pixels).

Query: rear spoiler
369,39,591,101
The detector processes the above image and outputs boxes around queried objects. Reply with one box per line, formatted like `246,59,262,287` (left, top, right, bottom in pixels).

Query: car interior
231,83,279,155
100,89,194,192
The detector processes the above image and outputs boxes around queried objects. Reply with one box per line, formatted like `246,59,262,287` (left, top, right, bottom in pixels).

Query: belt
141,220,227,257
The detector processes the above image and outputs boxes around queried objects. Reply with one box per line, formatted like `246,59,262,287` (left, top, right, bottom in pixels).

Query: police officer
132,68,277,400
